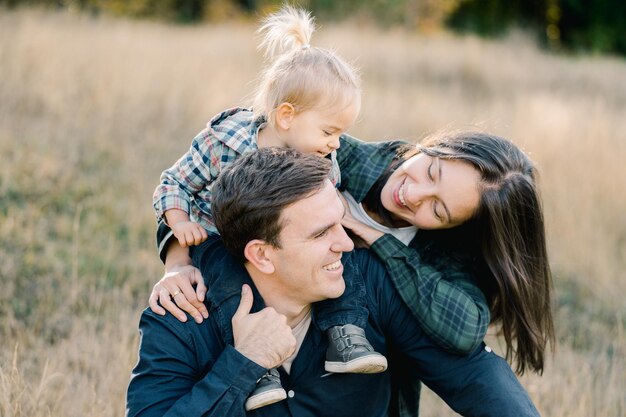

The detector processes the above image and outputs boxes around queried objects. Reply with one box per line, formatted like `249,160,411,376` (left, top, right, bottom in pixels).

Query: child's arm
153,128,222,246
165,208,208,248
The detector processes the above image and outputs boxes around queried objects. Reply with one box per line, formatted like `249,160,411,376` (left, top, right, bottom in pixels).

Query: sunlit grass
1,7,624,416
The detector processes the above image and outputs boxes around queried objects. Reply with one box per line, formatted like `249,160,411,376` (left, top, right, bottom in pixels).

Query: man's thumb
233,284,253,319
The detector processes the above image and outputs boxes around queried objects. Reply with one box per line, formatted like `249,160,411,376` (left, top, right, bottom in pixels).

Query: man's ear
243,239,276,274
274,102,295,130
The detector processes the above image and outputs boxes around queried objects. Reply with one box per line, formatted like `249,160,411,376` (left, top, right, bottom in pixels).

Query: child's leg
189,237,287,411
315,251,388,374
314,251,368,330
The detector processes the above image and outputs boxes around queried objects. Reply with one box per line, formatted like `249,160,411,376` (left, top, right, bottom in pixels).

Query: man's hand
149,265,209,324
171,221,209,247
232,284,296,369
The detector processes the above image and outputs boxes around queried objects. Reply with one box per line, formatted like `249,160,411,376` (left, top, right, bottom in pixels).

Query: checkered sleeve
370,234,490,354
336,134,401,200
153,128,222,224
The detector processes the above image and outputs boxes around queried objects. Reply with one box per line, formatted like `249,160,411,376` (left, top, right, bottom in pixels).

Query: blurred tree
0,0,243,22
447,0,626,55
447,0,546,36
259,0,461,30
90,0,206,22
2,0,623,55
559,0,626,54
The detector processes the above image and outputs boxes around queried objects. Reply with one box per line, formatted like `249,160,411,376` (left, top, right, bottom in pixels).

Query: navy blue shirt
126,247,538,417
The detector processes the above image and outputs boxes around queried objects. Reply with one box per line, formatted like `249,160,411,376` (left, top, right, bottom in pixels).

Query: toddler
151,6,386,412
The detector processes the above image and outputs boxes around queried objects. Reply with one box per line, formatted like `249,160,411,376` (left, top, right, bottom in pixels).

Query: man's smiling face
266,180,355,304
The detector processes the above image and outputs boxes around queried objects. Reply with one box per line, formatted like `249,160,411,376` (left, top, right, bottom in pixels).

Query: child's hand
149,265,209,324
171,221,208,247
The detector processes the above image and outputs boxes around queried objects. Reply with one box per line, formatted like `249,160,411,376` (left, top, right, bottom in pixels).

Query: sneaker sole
245,388,288,411
325,354,388,374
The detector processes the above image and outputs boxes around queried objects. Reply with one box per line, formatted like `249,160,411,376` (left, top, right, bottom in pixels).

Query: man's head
213,147,354,303
213,147,332,261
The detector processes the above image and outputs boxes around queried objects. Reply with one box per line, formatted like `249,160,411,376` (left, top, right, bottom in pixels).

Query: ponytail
257,5,314,59
252,6,360,123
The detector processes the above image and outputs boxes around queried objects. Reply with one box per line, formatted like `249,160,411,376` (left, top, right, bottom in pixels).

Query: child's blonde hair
252,5,361,123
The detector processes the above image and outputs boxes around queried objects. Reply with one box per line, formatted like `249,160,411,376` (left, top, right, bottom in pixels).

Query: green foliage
559,0,626,55
306,0,417,27
1,0,214,22
3,0,622,55
447,0,545,36
1,0,456,27
447,0,626,56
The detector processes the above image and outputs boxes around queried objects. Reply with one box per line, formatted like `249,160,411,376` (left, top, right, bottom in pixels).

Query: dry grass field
1,7,625,417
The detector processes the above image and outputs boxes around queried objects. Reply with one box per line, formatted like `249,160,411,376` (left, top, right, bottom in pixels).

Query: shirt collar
207,107,265,154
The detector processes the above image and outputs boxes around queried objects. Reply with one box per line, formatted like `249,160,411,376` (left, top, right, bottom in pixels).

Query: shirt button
485,346,492,353
287,390,295,398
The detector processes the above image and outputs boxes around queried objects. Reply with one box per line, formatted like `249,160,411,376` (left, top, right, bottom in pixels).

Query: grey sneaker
245,368,287,411
325,324,388,373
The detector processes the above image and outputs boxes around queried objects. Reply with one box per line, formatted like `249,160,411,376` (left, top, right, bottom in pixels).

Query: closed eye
314,228,330,239
427,160,434,182
432,201,443,222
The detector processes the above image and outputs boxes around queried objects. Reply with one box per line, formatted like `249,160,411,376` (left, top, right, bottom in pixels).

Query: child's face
283,101,360,157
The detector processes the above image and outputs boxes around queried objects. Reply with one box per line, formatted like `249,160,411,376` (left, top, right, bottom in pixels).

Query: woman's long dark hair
364,132,555,375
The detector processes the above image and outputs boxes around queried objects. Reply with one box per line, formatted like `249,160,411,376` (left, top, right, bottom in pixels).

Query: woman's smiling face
380,153,482,229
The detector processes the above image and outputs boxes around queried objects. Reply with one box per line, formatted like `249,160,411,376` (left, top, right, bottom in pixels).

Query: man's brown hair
212,147,332,262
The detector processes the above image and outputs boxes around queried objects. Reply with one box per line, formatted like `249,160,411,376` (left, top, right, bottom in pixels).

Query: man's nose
332,225,354,253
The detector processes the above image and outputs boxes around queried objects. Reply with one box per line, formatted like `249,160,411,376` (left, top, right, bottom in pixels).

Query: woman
336,131,554,375
150,131,555,377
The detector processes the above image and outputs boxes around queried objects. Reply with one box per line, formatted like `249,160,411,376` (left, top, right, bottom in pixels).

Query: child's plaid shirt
153,107,341,235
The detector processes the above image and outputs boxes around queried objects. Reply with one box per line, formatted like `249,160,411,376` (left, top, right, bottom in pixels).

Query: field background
1,7,625,417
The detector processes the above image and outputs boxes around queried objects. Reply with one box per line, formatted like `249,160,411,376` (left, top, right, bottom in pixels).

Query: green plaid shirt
337,133,491,416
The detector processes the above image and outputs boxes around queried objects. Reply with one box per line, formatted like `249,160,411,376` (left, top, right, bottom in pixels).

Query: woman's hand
337,193,384,247
149,265,209,324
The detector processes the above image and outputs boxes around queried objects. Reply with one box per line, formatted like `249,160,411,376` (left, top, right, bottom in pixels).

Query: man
126,148,539,417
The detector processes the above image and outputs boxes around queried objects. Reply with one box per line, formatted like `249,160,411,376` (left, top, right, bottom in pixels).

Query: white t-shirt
281,309,312,374
342,191,417,246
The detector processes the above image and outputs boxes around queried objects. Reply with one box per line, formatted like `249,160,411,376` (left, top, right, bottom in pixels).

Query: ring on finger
171,290,181,298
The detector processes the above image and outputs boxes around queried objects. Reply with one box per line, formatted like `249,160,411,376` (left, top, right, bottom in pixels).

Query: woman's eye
323,130,332,137
427,161,434,182
432,202,443,222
